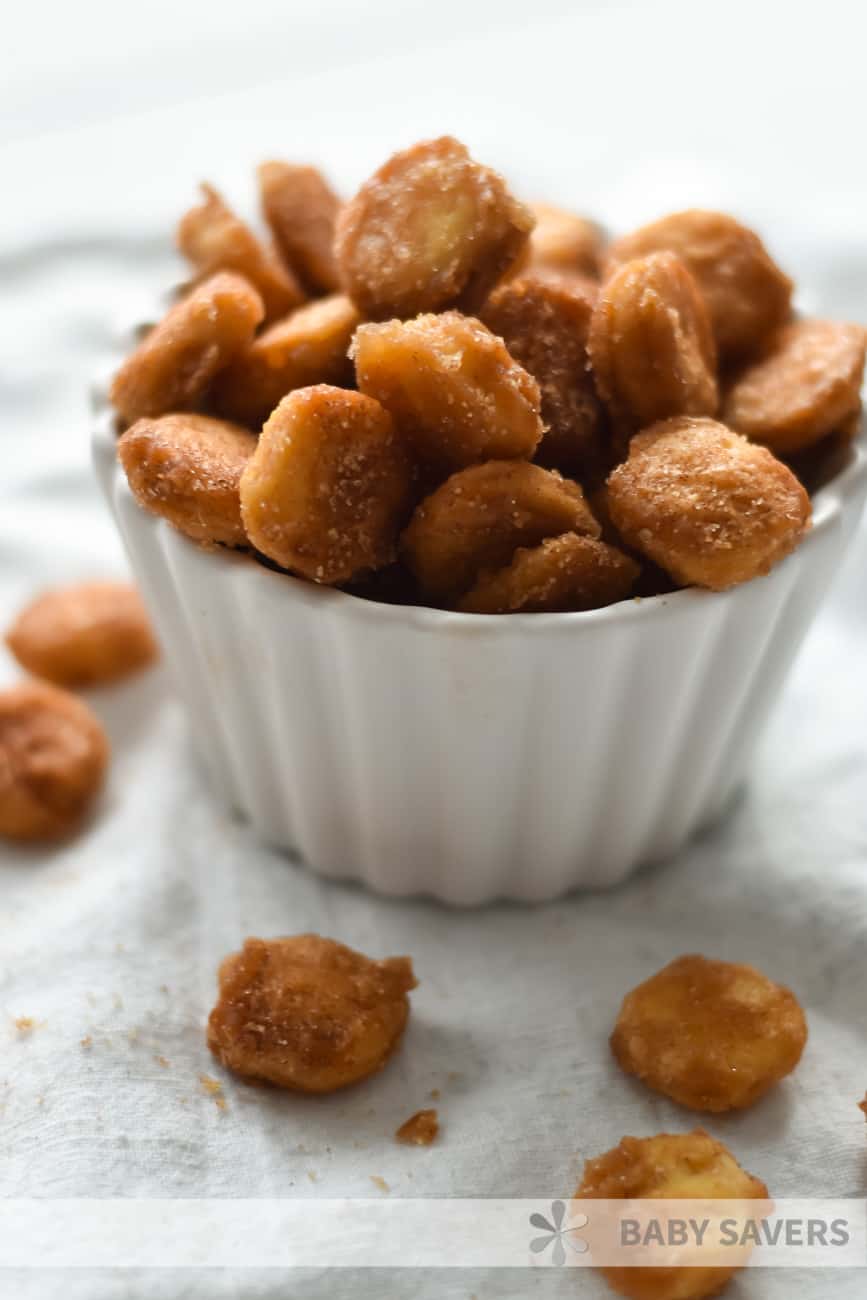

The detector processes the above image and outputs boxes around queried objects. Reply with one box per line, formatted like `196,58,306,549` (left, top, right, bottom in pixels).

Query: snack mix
111,136,865,611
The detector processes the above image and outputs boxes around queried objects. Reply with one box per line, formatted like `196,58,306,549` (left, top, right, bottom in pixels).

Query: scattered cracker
154,1055,170,1069
307,1170,318,1183
370,1175,390,1194
14,1017,36,1035
80,1035,93,1049
429,1088,441,1100
395,1108,439,1146
859,1094,867,1119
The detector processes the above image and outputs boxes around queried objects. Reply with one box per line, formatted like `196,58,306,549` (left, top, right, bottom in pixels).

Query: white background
1,2,867,1297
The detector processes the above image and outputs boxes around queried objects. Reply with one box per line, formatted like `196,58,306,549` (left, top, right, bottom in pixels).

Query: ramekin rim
93,378,867,633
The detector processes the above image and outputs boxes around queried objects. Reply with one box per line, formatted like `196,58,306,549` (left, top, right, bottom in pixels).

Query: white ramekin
93,400,867,905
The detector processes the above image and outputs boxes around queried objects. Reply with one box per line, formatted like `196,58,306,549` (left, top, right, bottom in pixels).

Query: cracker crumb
429,1087,441,1100
307,1170,318,1183
370,1175,390,1194
14,1017,36,1035
859,1094,867,1119
199,1073,227,1110
395,1108,439,1146
80,1035,93,1049
154,1055,170,1069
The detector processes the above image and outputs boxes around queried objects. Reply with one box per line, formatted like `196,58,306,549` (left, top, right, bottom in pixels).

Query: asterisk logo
529,1201,589,1266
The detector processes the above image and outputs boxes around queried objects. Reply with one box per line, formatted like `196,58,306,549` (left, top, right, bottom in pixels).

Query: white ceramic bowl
93,402,867,905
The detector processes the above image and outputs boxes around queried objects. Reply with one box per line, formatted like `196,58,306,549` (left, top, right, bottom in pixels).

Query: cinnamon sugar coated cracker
0,681,109,841
207,934,416,1092
352,311,543,471
118,413,257,548
589,251,718,440
259,161,342,295
607,417,811,590
336,136,533,319
213,293,359,428
110,136,862,611
605,209,793,359
481,271,606,476
240,385,415,584
458,533,639,615
402,461,600,603
110,273,264,425
611,954,807,1113
575,1130,769,1300
177,183,304,321
723,319,866,454
6,582,157,688
526,202,603,279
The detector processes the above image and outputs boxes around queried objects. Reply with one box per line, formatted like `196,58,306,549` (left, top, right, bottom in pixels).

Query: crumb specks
199,1073,227,1110
395,1108,439,1146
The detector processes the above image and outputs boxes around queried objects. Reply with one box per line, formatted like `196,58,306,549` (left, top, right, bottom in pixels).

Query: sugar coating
353,311,543,472
0,681,109,841
177,183,304,321
606,416,811,590
575,1130,768,1300
6,582,157,688
259,161,342,295
240,385,415,584
110,273,264,425
605,209,793,360
723,318,866,453
458,533,639,614
118,412,257,548
526,202,603,278
336,136,533,319
213,293,360,428
481,270,607,476
589,252,718,441
207,934,417,1092
401,460,600,603
611,953,807,1113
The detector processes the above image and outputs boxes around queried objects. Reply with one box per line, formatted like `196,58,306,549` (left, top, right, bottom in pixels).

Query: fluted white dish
93,400,867,905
